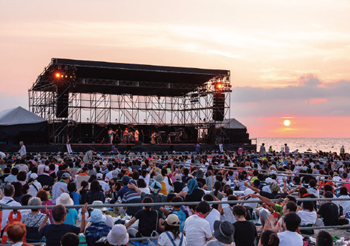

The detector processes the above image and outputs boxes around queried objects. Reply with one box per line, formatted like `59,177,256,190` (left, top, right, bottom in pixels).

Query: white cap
97,173,103,179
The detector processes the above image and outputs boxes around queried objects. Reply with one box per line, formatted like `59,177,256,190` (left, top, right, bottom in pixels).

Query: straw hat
56,193,73,206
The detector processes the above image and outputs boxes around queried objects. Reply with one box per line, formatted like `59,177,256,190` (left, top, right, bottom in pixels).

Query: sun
284,120,291,126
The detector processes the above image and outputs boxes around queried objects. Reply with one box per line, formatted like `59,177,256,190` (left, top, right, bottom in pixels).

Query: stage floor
1,143,256,153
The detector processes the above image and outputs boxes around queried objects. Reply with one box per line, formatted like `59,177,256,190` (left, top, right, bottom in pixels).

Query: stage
0,143,256,154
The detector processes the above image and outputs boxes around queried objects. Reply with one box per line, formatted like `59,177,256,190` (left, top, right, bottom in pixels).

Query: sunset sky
1,0,350,138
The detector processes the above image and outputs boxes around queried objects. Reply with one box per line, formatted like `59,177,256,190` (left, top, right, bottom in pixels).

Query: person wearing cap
205,220,235,246
97,173,110,193
112,176,130,202
107,224,129,246
158,214,186,246
56,193,79,226
85,209,112,246
27,173,43,197
121,180,142,216
52,172,70,204
195,169,206,186
37,166,54,191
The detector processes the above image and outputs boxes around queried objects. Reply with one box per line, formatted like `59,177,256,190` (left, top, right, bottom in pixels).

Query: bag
95,237,109,246
26,215,44,241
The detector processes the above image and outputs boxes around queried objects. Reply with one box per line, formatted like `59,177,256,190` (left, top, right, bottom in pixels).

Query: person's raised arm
80,203,88,233
244,181,260,193
287,185,301,195
250,193,276,210
38,205,50,231
282,178,288,193
128,183,142,195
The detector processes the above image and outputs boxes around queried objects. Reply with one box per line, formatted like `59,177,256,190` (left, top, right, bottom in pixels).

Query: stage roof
31,58,230,97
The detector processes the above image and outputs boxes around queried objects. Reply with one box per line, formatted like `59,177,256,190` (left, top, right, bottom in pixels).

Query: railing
1,197,350,245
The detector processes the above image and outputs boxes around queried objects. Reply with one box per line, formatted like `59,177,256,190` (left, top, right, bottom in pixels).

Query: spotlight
55,73,61,78
216,82,223,89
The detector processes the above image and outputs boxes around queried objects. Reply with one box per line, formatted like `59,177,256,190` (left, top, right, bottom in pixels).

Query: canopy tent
0,107,47,143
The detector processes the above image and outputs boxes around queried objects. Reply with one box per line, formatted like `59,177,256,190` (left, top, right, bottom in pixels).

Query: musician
108,128,114,144
134,128,140,142
151,131,157,144
124,128,129,135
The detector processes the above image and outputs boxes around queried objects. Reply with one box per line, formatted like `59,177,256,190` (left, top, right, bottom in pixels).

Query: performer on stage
151,131,157,144
108,128,114,144
134,128,140,142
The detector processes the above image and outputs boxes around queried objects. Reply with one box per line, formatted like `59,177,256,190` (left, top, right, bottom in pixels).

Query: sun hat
97,173,103,179
165,214,180,226
56,193,74,206
213,220,235,244
154,174,164,183
92,201,108,212
61,173,71,179
30,173,38,179
270,182,280,192
175,175,182,182
28,197,41,206
87,209,106,223
150,181,162,194
196,169,204,179
107,224,129,245
112,170,118,178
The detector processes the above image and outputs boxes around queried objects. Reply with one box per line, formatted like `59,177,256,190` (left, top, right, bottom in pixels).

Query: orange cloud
309,98,327,104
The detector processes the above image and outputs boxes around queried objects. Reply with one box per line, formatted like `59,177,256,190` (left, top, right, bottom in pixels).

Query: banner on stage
219,144,223,153
66,144,73,154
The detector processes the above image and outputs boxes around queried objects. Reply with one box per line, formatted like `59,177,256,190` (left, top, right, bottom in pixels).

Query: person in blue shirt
169,196,187,232
85,209,111,246
68,182,81,207
115,176,130,201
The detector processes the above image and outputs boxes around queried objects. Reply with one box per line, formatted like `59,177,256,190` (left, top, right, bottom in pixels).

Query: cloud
230,74,350,117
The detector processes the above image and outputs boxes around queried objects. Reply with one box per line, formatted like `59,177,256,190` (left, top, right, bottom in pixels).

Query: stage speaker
135,141,142,145
56,86,69,118
213,93,225,121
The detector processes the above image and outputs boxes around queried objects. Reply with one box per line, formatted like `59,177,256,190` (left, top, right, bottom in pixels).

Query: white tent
0,106,46,126
0,107,47,143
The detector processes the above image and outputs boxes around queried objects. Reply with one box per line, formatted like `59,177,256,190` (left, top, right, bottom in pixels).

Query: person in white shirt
28,173,43,197
18,141,26,157
277,213,303,246
0,185,22,230
97,173,110,193
297,201,317,226
203,194,221,233
184,201,213,246
338,187,350,215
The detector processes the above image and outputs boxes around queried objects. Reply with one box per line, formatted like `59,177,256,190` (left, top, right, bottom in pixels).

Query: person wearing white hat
107,224,129,246
56,193,79,226
90,201,114,228
85,209,111,246
28,173,43,197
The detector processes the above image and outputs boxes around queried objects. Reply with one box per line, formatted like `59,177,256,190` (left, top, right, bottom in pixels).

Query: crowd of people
0,143,349,246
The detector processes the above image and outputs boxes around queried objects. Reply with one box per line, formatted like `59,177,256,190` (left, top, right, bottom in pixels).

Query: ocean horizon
255,137,350,153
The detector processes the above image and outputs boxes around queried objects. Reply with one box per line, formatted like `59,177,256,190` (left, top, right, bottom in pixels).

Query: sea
256,138,350,154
